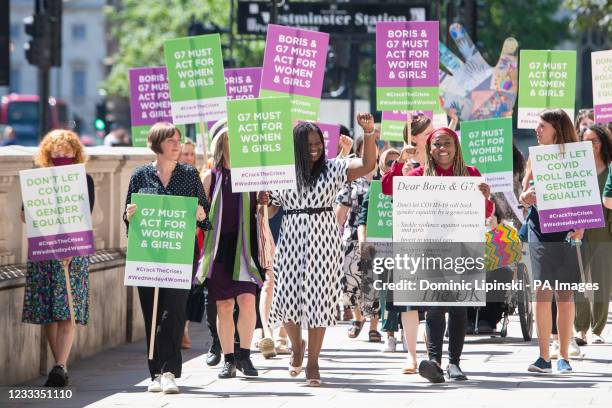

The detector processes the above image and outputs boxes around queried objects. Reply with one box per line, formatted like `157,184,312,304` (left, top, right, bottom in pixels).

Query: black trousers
204,287,219,342
138,286,189,379
426,306,467,366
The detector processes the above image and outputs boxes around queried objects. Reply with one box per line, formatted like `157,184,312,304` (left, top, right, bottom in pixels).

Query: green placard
126,194,197,264
163,34,227,124
518,50,576,128
226,96,296,192
227,97,294,168
365,181,393,241
460,117,513,192
461,118,513,173
163,35,226,102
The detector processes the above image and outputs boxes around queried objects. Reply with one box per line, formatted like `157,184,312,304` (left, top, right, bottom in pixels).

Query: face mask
51,157,75,166
376,140,385,149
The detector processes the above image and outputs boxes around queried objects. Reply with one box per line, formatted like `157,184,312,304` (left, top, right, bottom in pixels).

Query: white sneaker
569,338,582,357
382,336,397,353
550,341,559,359
147,374,162,392
591,334,605,344
161,372,179,394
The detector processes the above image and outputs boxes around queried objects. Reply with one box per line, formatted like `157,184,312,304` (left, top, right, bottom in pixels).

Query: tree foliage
474,0,571,64
104,0,264,98
563,0,611,39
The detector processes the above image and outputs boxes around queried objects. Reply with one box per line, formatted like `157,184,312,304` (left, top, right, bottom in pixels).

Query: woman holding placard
124,123,210,394
21,129,94,388
520,109,582,374
574,124,612,344
405,127,493,383
197,119,265,380
260,116,377,386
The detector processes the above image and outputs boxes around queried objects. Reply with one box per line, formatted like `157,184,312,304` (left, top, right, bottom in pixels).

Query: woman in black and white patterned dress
260,115,377,386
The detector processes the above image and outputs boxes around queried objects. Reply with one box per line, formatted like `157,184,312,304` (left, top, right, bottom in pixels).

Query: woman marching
520,109,583,374
124,123,210,394
197,119,264,379
22,130,95,387
261,115,377,386
336,135,381,342
406,127,493,383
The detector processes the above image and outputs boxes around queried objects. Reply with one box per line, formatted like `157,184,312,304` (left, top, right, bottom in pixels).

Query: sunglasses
385,159,395,167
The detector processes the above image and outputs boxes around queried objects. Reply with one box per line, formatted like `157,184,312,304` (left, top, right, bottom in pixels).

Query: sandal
289,340,306,377
368,330,382,343
347,320,365,339
402,361,418,374
275,337,292,354
258,337,277,359
305,366,321,387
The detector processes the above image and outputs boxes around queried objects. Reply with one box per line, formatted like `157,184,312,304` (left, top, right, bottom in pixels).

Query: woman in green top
575,124,612,343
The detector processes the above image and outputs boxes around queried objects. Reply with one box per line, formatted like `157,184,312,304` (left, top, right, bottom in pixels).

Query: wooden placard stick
148,287,160,360
62,259,76,327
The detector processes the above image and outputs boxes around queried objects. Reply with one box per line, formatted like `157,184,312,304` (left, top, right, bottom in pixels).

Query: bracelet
363,130,375,136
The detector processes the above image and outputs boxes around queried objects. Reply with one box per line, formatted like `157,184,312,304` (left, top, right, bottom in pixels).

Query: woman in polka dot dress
260,115,377,386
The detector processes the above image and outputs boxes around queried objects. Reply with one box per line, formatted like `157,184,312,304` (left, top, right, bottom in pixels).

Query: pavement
3,309,612,408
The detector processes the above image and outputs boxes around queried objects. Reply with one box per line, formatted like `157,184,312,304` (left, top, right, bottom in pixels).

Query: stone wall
0,146,201,385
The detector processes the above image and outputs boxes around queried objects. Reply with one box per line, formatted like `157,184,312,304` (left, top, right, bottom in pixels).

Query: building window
71,24,86,40
72,68,87,99
9,68,20,93
10,24,21,40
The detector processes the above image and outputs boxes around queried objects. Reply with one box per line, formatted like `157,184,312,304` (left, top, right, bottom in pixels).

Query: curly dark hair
293,122,328,193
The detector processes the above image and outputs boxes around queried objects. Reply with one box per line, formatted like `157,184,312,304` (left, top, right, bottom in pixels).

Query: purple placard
376,21,439,88
128,67,172,126
28,230,95,261
319,123,341,158
538,204,605,234
382,110,434,121
225,67,262,100
261,24,329,98
594,103,612,124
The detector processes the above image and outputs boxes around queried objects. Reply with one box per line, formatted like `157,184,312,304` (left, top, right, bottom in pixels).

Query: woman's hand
398,145,417,163
356,113,375,134
478,183,491,200
568,228,585,241
338,134,353,156
520,186,536,207
257,191,270,206
196,205,207,222
125,203,137,222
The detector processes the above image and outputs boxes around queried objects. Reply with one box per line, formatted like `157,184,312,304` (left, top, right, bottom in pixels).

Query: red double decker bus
0,93,69,146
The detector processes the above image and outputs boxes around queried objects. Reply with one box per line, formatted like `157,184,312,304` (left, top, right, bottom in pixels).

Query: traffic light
23,0,62,68
94,101,107,132
46,0,62,67
24,14,50,67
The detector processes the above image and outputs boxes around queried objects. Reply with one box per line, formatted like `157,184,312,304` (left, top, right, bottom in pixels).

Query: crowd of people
17,106,612,393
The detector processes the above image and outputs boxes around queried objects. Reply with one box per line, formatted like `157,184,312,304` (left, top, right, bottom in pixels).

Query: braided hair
293,122,328,193
423,127,470,176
